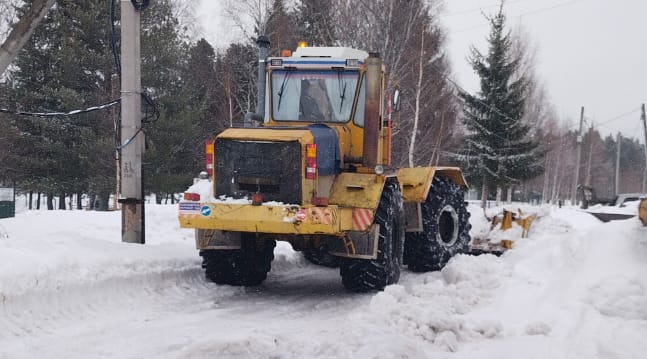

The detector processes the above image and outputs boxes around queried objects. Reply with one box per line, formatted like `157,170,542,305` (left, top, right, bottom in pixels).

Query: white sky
197,0,647,142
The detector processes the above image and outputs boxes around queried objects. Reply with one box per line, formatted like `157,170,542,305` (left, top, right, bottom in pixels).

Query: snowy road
1,204,646,358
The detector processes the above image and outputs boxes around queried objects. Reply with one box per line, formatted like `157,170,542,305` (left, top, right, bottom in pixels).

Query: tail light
205,140,214,177
305,143,317,179
184,192,201,201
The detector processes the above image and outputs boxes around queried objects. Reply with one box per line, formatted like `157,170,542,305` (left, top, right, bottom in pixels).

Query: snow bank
0,205,197,298
1,202,646,359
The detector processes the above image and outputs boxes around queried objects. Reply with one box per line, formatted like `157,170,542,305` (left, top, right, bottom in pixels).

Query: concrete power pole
615,132,621,196
120,0,144,244
571,107,585,204
641,104,647,193
111,74,121,211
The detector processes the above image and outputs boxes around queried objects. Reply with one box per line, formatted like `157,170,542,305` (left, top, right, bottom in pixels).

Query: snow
585,200,640,215
184,178,294,207
1,201,646,358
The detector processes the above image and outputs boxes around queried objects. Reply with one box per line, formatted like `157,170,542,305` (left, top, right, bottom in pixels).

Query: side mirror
392,89,401,112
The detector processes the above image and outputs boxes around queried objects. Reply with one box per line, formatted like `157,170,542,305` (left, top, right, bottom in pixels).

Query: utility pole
120,0,144,244
571,106,584,204
615,132,621,196
111,74,121,211
585,125,594,187
641,104,647,193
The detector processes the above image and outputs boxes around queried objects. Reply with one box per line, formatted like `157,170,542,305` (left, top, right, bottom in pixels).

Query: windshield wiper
339,82,347,112
277,72,291,111
337,71,347,113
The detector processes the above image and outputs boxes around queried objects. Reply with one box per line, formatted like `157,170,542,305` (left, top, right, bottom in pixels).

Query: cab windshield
271,70,360,122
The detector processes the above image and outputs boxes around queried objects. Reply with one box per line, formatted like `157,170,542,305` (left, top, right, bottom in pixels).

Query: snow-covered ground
1,201,646,358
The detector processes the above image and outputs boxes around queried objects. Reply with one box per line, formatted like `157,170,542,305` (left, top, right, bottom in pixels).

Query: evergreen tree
4,0,201,207
5,0,117,208
457,5,543,204
139,0,203,201
184,38,220,136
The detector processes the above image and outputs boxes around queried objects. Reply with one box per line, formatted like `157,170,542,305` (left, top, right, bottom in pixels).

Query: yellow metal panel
179,203,353,235
218,128,314,143
329,173,385,209
433,167,468,188
398,166,468,203
398,167,434,202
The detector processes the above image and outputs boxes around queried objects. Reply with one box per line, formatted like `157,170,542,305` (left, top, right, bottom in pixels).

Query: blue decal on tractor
201,205,212,216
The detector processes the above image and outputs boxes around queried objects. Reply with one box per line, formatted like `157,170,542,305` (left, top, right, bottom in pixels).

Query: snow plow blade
470,209,536,256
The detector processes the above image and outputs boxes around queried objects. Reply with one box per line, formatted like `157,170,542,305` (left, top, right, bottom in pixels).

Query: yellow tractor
178,37,471,291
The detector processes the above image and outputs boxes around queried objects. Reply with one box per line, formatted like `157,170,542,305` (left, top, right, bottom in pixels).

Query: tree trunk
495,187,502,206
28,191,33,210
0,0,56,75
408,27,425,168
58,193,66,210
541,157,551,203
46,194,53,210
76,193,82,210
37,192,41,210
551,147,562,204
480,176,489,209
95,192,110,211
507,187,512,203
429,112,445,166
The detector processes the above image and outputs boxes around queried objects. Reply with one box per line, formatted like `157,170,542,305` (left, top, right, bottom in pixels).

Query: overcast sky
197,0,647,142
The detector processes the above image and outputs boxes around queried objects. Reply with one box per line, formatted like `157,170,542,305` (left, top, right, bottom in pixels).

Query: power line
0,99,121,117
563,107,641,133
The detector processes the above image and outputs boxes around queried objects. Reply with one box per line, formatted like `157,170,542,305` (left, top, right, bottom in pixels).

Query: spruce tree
458,5,543,205
6,0,116,208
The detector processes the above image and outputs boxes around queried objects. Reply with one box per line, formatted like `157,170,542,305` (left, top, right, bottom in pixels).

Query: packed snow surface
1,202,646,358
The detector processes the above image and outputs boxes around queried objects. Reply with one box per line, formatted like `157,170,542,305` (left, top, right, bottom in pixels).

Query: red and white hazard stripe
352,208,374,231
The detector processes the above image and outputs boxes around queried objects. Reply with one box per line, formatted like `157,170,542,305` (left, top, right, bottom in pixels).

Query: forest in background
0,0,645,209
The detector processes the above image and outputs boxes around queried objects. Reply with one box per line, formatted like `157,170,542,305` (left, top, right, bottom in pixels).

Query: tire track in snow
0,266,222,341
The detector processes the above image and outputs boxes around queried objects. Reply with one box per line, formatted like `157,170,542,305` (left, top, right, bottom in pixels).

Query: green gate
0,188,15,219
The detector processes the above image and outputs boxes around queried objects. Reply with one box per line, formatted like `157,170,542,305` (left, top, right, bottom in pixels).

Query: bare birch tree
222,0,273,42
0,0,55,75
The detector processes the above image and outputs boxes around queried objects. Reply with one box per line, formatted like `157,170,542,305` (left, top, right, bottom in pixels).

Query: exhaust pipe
246,35,270,128
363,52,381,169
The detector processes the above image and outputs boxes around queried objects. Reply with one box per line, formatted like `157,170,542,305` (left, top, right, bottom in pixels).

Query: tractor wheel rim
437,204,459,246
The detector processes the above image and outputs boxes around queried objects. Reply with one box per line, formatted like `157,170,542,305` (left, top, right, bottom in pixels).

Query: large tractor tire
340,181,405,292
404,176,471,272
201,234,276,286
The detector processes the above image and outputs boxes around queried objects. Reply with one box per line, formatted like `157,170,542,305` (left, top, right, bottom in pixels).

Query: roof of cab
292,47,369,60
